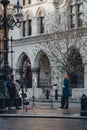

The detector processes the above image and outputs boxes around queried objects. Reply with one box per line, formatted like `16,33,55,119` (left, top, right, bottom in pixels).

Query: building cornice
13,27,87,47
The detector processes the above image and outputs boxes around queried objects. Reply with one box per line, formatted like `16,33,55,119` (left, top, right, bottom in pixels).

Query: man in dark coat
6,75,20,109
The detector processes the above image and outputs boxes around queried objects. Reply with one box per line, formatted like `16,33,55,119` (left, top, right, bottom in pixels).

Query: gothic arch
23,10,34,20
68,46,84,88
36,7,46,17
35,50,51,67
16,52,32,88
17,52,28,68
35,50,51,90
36,7,45,34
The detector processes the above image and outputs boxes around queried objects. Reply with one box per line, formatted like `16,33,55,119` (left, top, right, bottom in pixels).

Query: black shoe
60,106,64,109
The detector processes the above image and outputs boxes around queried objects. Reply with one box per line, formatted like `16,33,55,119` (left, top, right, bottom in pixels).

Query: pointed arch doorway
35,51,51,91
21,55,32,89
68,47,84,88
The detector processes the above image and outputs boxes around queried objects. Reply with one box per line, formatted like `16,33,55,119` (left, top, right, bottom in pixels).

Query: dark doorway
22,56,32,88
68,47,84,88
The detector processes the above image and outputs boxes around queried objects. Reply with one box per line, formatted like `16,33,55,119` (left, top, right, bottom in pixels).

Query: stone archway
68,47,84,88
16,53,32,89
35,51,51,91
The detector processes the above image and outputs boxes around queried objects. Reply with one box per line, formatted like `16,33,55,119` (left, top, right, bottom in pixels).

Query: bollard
80,94,87,116
55,89,58,100
46,89,50,99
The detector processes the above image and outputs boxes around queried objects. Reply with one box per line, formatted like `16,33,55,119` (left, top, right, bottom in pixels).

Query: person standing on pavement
60,74,70,109
6,75,20,110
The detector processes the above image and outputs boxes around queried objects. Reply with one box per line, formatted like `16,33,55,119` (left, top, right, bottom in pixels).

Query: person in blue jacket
60,74,70,109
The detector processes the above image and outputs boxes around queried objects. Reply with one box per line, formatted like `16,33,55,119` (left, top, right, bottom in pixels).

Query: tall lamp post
0,0,23,111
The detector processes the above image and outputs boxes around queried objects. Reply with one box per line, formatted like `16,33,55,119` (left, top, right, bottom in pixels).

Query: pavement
0,99,87,119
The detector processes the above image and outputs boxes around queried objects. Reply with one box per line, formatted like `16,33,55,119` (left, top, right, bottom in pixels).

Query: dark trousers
60,96,69,108
60,96,65,108
64,97,69,108
9,96,18,109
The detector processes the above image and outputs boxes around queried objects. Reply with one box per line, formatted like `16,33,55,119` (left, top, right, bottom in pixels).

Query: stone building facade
0,4,3,68
8,0,87,99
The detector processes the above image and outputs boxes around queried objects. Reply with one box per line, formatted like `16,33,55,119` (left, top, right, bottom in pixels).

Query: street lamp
0,0,23,111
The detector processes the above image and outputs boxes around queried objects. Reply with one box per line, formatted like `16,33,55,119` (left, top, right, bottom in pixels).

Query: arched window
36,8,45,34
22,21,26,37
27,19,32,36
23,0,25,6
28,0,31,4
38,16,44,34
22,10,33,37
69,0,83,28
27,13,32,36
